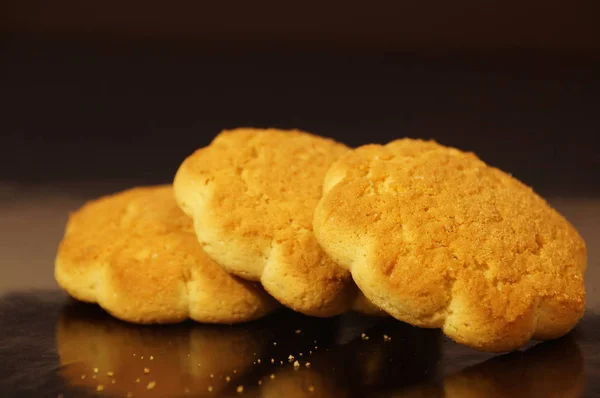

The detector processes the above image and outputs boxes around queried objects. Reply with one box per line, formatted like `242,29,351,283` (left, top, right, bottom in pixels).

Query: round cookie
313,139,586,352
55,185,278,324
174,128,380,317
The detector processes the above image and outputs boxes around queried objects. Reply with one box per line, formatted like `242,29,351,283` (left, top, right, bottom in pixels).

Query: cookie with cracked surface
55,185,278,324
313,139,586,352
174,128,382,317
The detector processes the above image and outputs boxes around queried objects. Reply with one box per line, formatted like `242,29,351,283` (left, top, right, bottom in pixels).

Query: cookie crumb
361,333,370,341
126,393,133,398
279,361,283,365
273,342,277,346
258,380,263,385
135,378,141,383
208,386,214,392
288,355,295,362
96,385,104,392
225,376,231,382
305,362,311,368
140,356,144,359
93,368,99,374
309,351,313,355
147,381,156,390
314,346,318,350
308,385,315,392
197,363,202,367
295,329,302,334
269,374,276,379
111,379,116,384
293,360,300,369
144,368,150,374
107,371,114,377
383,334,392,342
299,353,303,356
184,388,190,393
210,373,214,378
92,375,97,379
81,375,86,380
270,358,275,364
236,385,244,393
150,356,154,360
233,369,237,373
257,359,261,364
132,354,136,357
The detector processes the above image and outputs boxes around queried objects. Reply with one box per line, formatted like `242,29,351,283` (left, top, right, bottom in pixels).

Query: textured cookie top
174,128,369,316
55,185,278,324
314,139,586,351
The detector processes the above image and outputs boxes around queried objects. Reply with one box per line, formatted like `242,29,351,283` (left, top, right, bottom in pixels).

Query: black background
1,1,599,197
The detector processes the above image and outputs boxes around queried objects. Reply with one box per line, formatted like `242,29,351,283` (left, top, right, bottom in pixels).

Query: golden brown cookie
55,185,278,324
174,128,381,317
314,139,586,352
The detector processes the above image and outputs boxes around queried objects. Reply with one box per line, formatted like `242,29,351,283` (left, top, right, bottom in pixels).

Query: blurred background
1,1,599,290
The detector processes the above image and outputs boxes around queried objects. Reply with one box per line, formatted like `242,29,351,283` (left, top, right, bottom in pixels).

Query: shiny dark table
0,185,598,398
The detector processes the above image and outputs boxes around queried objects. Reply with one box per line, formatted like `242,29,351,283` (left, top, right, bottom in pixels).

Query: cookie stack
55,128,586,352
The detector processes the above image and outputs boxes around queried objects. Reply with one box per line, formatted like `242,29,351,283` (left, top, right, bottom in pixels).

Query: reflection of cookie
56,303,268,397
314,139,586,352
55,185,278,324
174,128,379,317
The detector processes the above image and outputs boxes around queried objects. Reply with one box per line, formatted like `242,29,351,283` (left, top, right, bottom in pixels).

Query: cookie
174,128,381,317
313,139,586,352
55,185,278,324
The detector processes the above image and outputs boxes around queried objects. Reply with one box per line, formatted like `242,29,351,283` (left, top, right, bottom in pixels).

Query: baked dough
314,139,586,352
55,185,278,324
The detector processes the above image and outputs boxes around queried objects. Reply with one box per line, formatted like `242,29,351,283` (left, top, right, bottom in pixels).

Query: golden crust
55,185,278,324
174,128,375,317
314,139,586,352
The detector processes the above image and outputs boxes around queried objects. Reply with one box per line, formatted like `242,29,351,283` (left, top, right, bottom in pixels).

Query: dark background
1,1,599,196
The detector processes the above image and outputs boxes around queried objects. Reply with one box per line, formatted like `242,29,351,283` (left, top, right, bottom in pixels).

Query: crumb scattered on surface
236,385,244,393
314,346,318,350
299,353,303,356
293,360,300,369
92,375,97,379
208,386,214,392
257,359,261,364
295,329,302,334
135,378,141,383
258,380,263,385
81,375,86,380
361,333,370,340
288,355,295,362
273,342,277,346
270,358,275,364
107,371,114,377
133,354,136,357
150,356,154,360
111,380,116,384
144,368,150,374
270,374,276,379
126,393,133,398
308,385,315,392
57,394,64,398
184,388,190,393
96,385,104,392
280,361,283,365
383,334,392,342
210,373,214,378
198,363,202,367
309,351,313,355
147,381,156,390
305,362,311,368
93,368,99,374
141,356,144,359
226,376,231,382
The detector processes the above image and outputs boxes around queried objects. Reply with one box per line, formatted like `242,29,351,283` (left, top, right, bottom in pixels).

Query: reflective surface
0,291,598,397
